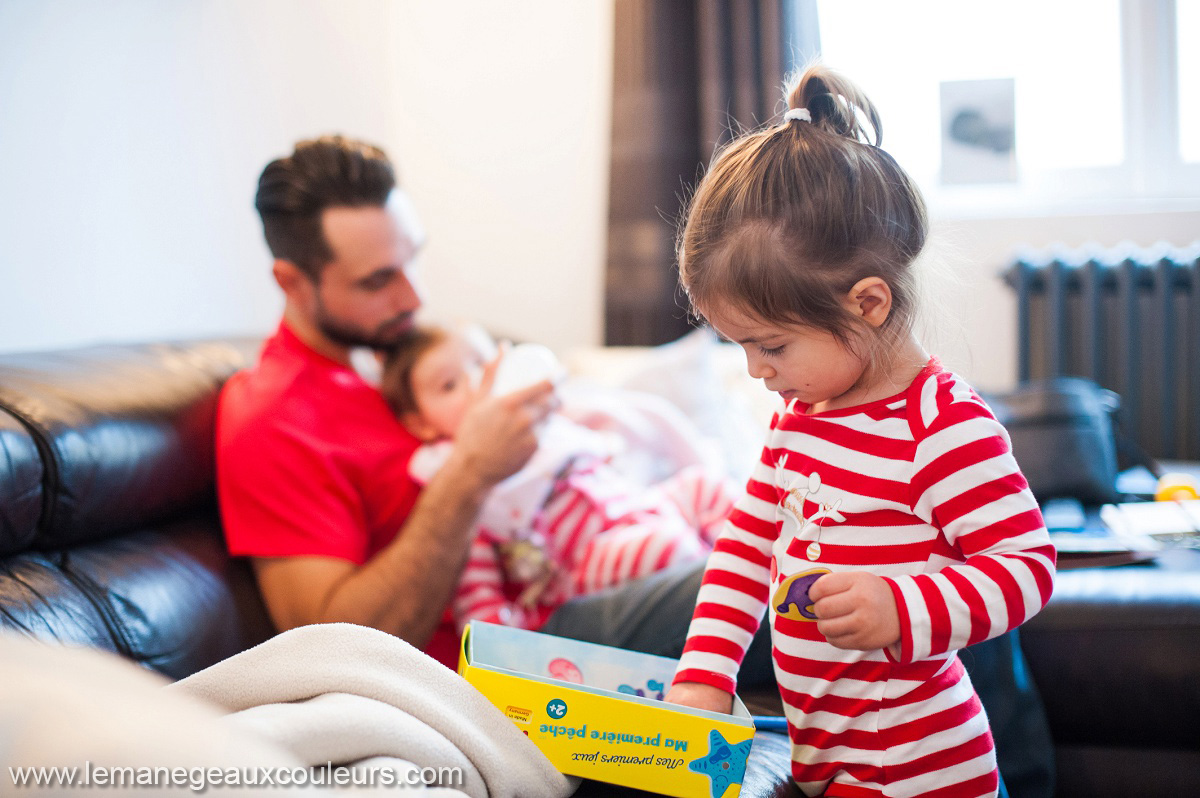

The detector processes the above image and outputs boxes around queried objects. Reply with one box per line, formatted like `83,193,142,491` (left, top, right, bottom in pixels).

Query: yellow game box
458,621,756,798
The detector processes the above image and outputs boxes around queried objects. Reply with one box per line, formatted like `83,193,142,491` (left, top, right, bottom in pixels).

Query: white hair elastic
783,107,812,123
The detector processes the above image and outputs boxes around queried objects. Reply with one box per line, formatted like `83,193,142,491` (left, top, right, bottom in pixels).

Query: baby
381,323,736,633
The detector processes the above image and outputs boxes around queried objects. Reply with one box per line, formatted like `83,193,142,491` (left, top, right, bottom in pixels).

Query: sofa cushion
0,513,274,678
1021,555,1200,751
0,408,43,556
0,339,257,550
0,550,117,649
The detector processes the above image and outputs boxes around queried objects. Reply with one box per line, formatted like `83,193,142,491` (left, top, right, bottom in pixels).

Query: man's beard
314,299,414,352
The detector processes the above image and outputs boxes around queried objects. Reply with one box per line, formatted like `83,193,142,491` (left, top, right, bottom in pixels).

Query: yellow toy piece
1154,472,1200,502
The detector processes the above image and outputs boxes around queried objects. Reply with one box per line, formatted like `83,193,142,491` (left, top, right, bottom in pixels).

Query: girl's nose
747,355,775,380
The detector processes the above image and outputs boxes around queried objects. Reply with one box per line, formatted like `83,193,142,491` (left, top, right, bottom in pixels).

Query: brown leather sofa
0,339,272,677
1020,551,1200,796
2,338,1197,798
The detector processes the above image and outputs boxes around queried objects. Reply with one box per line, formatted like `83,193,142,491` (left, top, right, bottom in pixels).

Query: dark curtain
604,0,819,346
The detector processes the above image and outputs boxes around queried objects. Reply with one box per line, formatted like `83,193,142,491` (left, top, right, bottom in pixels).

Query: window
1179,0,1200,162
814,0,1200,217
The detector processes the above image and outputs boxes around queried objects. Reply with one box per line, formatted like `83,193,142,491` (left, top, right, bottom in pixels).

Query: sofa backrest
0,338,276,678
0,404,42,553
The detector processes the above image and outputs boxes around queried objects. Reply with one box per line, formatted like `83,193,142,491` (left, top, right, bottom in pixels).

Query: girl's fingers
808,571,852,602
816,614,857,641
813,592,854,620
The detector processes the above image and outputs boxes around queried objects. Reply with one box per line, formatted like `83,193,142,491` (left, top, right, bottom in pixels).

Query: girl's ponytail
679,61,927,354
785,63,882,147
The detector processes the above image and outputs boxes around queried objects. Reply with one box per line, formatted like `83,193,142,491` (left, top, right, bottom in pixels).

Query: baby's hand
663,681,734,715
809,571,901,652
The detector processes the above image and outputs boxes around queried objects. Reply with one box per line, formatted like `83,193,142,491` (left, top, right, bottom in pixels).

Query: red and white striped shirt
455,460,733,633
674,360,1055,798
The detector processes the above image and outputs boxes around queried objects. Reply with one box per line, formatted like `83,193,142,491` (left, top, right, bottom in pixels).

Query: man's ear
272,259,315,301
842,277,893,328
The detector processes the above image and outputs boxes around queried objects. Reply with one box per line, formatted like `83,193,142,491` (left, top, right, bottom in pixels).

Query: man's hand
809,571,901,652
664,681,734,715
448,351,559,488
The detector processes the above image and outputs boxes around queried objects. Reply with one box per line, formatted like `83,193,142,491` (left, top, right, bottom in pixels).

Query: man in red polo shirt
216,136,556,665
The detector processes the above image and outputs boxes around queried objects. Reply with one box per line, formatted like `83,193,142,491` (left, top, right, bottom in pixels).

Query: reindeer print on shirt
776,456,843,562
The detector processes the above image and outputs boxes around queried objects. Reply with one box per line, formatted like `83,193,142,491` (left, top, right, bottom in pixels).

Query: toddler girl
381,323,737,634
664,63,1055,798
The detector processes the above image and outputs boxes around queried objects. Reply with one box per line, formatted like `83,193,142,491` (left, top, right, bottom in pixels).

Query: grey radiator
1004,244,1200,461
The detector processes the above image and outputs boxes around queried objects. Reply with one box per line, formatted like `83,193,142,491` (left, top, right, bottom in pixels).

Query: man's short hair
255,135,395,280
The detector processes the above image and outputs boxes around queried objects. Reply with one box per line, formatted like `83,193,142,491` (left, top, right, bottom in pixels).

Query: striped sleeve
673,419,782,694
884,373,1056,663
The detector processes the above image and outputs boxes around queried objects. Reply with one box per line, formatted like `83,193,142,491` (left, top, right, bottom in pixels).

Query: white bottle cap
491,343,566,395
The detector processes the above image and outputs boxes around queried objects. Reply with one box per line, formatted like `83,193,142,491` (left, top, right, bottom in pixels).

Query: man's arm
252,378,557,649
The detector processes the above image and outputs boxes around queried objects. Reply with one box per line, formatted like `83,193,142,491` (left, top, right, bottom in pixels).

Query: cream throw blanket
169,623,576,798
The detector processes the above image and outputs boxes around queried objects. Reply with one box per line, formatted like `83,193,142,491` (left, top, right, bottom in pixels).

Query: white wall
0,0,612,354
385,3,613,348
1,0,1195,394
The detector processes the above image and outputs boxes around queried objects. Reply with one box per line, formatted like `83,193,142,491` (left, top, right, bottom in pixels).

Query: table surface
1050,460,1200,571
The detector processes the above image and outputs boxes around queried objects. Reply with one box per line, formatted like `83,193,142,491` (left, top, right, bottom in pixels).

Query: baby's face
408,334,486,441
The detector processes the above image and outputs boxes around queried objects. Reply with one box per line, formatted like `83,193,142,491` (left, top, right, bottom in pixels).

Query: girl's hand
664,681,734,715
809,571,901,652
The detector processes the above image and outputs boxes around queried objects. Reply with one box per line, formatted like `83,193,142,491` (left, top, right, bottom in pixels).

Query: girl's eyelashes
758,344,786,357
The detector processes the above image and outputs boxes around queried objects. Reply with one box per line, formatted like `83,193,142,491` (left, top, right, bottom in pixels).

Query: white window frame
1124,0,1197,198
810,0,1200,219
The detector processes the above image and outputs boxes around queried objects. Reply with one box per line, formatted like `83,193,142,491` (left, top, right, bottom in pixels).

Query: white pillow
565,328,778,484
